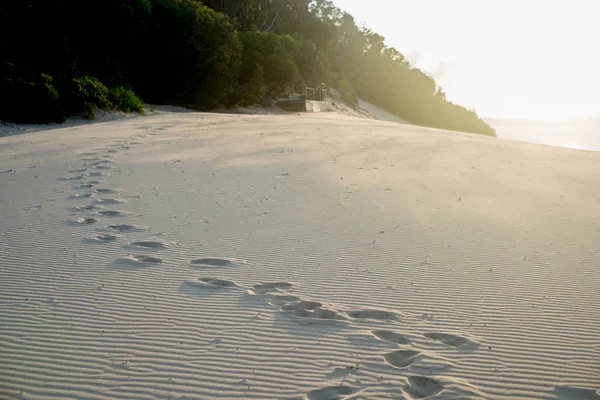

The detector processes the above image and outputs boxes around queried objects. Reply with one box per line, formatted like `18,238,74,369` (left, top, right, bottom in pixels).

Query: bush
239,31,300,95
0,74,65,124
63,76,111,119
109,87,144,113
235,64,267,106
142,0,241,109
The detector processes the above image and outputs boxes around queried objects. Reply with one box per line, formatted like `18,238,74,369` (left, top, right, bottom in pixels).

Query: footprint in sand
251,282,293,294
58,175,84,181
306,385,356,400
268,294,301,305
279,300,322,312
69,168,88,173
87,172,109,177
293,308,344,323
69,217,98,225
95,188,121,194
186,277,239,288
383,349,422,369
94,164,112,170
555,387,600,400
423,332,475,348
130,241,166,249
117,255,162,265
372,330,411,345
347,309,398,321
86,180,102,185
108,224,150,232
76,183,94,189
191,258,235,267
70,204,103,211
95,198,127,205
98,210,135,218
404,376,444,399
92,234,118,242
70,193,94,199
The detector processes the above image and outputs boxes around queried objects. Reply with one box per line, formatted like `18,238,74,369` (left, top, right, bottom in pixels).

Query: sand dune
1,112,599,399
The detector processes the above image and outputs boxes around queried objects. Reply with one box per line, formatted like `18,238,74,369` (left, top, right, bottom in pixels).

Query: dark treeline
0,0,495,135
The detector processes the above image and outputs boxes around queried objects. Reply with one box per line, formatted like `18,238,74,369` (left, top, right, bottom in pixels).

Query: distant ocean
486,118,600,151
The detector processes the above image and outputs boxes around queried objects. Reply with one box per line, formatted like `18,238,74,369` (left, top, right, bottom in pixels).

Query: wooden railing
306,84,328,102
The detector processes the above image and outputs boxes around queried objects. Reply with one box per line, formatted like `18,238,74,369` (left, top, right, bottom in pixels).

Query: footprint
94,164,112,170
268,294,301,305
108,224,150,232
187,278,238,288
57,175,84,181
93,234,118,242
70,204,103,211
87,172,108,177
76,183,94,189
372,330,411,345
69,217,98,225
252,282,293,294
86,180,102,185
70,193,94,199
279,300,322,312
293,308,343,322
383,350,421,369
95,198,127,205
423,333,472,348
131,241,166,249
119,255,162,264
69,168,87,173
555,387,600,400
98,210,134,217
306,385,356,400
95,188,121,194
191,258,234,267
405,376,444,399
347,309,398,321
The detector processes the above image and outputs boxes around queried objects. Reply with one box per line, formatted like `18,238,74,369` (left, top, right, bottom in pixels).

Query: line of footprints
60,128,483,400
183,259,482,399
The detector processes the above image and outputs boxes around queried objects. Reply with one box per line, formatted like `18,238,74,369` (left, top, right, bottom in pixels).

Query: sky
333,0,600,120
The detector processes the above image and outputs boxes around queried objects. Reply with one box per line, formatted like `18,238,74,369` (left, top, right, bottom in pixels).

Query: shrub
109,87,144,113
63,76,111,119
236,64,267,106
0,73,65,124
142,0,242,109
239,31,300,96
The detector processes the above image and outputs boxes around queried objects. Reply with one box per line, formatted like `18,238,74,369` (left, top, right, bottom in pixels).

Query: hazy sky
333,0,599,119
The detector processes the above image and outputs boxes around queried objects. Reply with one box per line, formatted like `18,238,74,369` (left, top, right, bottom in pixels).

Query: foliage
239,31,299,95
109,87,145,113
0,73,65,124
234,64,267,106
0,0,496,134
67,76,111,119
143,0,242,109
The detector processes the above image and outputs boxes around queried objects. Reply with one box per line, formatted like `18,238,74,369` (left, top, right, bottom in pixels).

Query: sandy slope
1,112,599,400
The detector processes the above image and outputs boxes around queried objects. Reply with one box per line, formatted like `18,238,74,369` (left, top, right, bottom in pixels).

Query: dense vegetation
0,0,495,135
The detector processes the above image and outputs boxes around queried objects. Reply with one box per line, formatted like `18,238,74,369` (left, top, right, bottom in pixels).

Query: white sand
1,111,599,399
